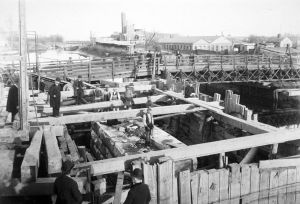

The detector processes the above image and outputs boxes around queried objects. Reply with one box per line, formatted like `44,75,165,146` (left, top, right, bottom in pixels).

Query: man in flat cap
124,168,151,204
73,75,85,105
53,160,82,204
6,77,19,122
48,77,61,117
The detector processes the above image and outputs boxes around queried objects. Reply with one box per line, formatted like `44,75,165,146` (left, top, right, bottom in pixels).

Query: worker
53,160,82,204
176,50,182,68
123,168,151,204
124,85,134,110
39,78,46,92
103,85,111,102
73,75,85,105
184,80,195,98
110,87,120,111
145,96,153,108
48,77,61,117
146,51,152,69
6,78,19,122
143,107,154,147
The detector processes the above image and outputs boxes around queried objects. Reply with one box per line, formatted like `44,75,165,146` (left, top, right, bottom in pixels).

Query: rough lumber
155,89,278,134
179,170,191,204
258,169,270,204
286,168,296,203
0,128,29,142
219,168,229,204
43,126,62,174
113,171,124,204
157,160,173,204
41,95,167,115
82,128,300,175
64,128,80,162
21,130,43,182
143,162,157,204
259,158,300,169
228,164,241,203
190,172,199,204
35,104,201,125
269,169,279,204
278,168,288,203
208,169,220,203
0,150,15,189
198,170,209,204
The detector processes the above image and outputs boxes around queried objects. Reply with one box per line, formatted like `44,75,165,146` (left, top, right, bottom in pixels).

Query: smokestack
121,12,127,34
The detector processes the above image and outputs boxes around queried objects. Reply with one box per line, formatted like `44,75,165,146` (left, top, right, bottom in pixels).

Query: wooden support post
157,160,173,204
143,163,157,204
258,169,270,204
229,163,241,204
190,172,199,204
112,61,115,82
219,168,229,204
179,170,191,204
278,168,288,204
19,0,29,132
208,169,220,203
219,152,225,168
152,54,156,80
113,171,124,204
286,168,296,203
198,170,209,204
269,169,279,204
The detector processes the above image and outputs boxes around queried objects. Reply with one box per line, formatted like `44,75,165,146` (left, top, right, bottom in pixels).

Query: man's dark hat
132,168,143,180
61,160,74,173
55,77,61,82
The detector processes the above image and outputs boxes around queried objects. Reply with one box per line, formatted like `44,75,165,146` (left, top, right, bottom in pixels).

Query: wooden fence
140,158,300,204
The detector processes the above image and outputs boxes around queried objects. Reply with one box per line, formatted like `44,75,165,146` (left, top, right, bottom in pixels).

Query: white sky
1,0,300,40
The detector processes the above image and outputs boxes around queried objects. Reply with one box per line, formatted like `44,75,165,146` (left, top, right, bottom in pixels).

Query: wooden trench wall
140,158,300,204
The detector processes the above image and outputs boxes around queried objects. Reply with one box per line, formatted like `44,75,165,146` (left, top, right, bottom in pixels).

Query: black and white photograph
1,0,300,203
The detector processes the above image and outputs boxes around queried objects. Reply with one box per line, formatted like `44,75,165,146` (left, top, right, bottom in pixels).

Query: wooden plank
172,162,178,204
76,128,300,176
21,130,43,182
157,160,173,204
190,172,199,204
208,169,220,203
286,168,296,204
241,164,251,196
64,129,80,162
219,168,229,204
43,126,62,174
247,164,260,204
35,104,201,125
277,168,288,204
260,158,300,169
269,169,279,204
296,167,300,203
143,163,157,204
179,170,192,204
258,169,270,204
113,171,124,204
229,163,241,204
198,170,209,204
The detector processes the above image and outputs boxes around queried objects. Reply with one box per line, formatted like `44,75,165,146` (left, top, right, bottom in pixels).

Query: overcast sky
1,0,300,40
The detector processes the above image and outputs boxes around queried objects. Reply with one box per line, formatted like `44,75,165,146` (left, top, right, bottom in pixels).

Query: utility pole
19,0,29,131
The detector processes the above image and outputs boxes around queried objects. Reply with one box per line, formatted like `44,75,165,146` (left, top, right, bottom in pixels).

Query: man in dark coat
73,75,85,105
184,80,195,98
124,168,151,204
53,160,82,204
48,77,61,117
143,107,154,147
39,79,45,92
6,78,19,122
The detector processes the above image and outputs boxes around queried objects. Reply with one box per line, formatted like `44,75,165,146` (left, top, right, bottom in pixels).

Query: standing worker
48,77,61,117
73,75,85,105
110,87,120,111
39,78,46,92
6,78,19,122
143,107,154,147
123,168,151,204
53,160,82,204
184,80,195,98
103,85,111,102
124,84,134,110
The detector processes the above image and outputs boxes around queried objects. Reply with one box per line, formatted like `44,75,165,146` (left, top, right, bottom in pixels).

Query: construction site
2,0,300,204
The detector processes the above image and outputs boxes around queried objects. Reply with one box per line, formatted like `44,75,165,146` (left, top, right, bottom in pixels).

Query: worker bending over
124,168,151,204
48,77,61,117
143,107,154,147
53,160,82,204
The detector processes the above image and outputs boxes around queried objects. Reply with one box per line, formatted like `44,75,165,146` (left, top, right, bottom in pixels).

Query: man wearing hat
73,75,85,105
48,77,61,117
143,107,154,147
184,80,195,98
124,84,134,110
6,77,19,122
53,160,82,204
103,84,111,102
124,168,151,204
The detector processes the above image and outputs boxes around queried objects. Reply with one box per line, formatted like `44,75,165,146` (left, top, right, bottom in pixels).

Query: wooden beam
39,95,168,115
21,130,43,182
75,128,300,176
155,89,278,134
259,158,300,169
33,104,201,125
43,126,62,174
113,172,124,204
